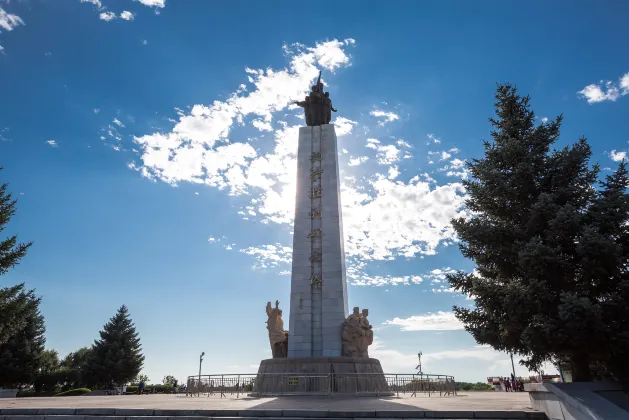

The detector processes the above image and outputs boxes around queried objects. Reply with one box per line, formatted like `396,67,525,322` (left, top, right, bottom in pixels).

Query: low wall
0,389,18,399
524,382,629,420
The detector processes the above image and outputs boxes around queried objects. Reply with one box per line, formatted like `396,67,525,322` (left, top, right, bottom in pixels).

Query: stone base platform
254,357,392,395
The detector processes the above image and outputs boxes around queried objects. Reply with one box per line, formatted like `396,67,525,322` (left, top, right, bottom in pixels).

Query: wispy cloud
120,11,135,21
80,0,103,8
136,0,166,7
0,8,25,32
46,140,59,148
383,311,464,331
125,40,467,277
578,71,629,103
370,109,400,126
99,12,117,22
610,150,627,162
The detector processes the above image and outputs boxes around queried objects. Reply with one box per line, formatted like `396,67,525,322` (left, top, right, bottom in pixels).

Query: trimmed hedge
53,388,91,396
126,384,177,394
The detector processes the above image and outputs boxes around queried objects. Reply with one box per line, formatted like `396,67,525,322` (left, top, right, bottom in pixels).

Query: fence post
237,374,240,398
395,374,399,398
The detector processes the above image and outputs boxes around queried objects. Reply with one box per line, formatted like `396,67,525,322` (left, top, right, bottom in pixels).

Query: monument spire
256,71,388,394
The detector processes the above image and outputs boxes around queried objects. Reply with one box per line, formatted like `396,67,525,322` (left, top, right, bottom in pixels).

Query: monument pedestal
254,357,392,395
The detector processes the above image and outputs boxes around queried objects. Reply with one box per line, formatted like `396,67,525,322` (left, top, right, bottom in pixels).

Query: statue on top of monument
293,71,337,126
266,300,288,358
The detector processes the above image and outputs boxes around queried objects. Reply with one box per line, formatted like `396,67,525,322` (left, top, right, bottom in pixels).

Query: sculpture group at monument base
254,356,392,395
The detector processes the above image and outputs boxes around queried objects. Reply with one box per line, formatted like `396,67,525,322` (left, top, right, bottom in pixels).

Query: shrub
53,388,91,396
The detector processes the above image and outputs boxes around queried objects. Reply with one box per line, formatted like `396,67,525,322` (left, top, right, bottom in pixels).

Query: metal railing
185,373,456,398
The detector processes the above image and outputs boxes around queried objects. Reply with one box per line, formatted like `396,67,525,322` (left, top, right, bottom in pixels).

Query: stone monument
256,72,389,395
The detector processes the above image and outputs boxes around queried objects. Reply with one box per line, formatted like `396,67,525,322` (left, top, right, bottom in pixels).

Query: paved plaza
0,392,535,411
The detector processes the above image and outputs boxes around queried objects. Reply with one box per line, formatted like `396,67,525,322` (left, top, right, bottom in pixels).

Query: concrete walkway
0,392,534,411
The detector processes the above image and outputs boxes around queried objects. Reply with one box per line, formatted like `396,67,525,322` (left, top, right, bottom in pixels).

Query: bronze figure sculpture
293,71,337,126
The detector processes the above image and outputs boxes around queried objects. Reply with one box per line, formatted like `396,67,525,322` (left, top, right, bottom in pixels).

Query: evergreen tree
60,347,93,388
0,288,45,388
86,305,144,387
0,167,34,345
447,84,629,383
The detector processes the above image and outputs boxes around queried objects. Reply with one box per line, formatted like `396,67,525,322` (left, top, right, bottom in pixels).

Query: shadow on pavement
247,395,430,410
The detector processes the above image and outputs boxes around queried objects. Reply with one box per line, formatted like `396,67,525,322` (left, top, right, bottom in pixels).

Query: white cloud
130,39,355,192
80,0,103,7
136,0,166,7
578,72,629,104
541,117,548,123
342,179,467,262
348,156,369,166
333,117,357,136
46,140,58,148
383,311,464,331
113,118,125,127
370,110,400,126
387,166,399,180
621,72,629,95
448,147,460,154
239,244,292,269
120,11,135,21
93,108,100,114
126,40,468,275
351,274,423,287
396,139,411,148
365,139,404,165
371,339,558,380
99,11,117,21
427,133,441,144
142,39,148,45
450,158,465,169
0,7,24,32
252,119,273,132
609,150,627,162
439,151,451,161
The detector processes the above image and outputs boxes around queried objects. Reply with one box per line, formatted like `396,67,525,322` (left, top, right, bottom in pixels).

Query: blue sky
2,0,629,384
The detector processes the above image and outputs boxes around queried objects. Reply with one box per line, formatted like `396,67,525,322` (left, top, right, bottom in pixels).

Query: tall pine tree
0,167,34,345
0,288,45,388
86,305,144,387
447,84,629,384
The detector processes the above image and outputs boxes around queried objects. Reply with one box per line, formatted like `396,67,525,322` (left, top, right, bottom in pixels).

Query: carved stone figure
341,307,365,357
358,308,373,357
341,307,373,358
266,300,288,358
293,71,338,126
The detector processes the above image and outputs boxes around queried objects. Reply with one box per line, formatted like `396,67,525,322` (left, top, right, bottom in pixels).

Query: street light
198,352,205,397
510,352,516,379
415,352,423,374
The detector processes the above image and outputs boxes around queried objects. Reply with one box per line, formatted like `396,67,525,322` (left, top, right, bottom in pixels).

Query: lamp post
198,352,205,397
510,352,516,379
415,352,423,374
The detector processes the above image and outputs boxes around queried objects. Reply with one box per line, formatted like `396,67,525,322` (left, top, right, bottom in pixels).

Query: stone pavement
0,392,535,411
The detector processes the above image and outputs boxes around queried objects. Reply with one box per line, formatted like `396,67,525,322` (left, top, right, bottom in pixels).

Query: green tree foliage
86,305,145,387
447,84,629,386
162,375,177,386
0,288,45,388
0,168,33,345
133,374,149,385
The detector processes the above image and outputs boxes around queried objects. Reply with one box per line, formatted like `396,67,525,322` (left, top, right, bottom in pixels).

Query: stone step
0,409,546,420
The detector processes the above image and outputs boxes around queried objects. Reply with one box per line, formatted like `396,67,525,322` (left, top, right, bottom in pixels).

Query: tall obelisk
287,123,349,357
255,73,389,394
